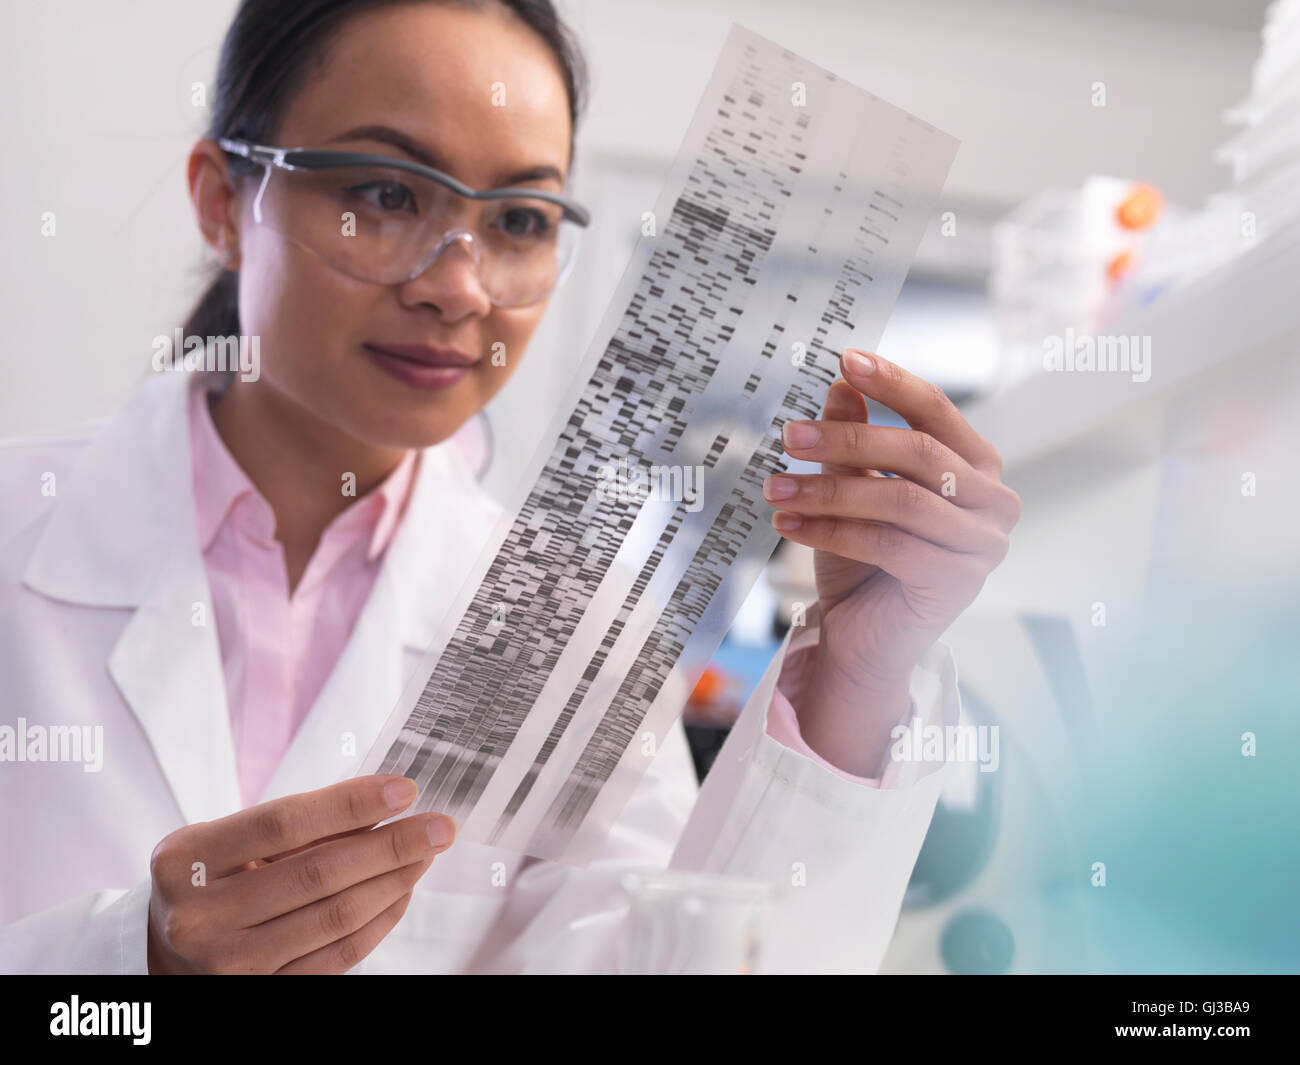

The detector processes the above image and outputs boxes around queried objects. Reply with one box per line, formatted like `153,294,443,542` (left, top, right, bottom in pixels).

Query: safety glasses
218,138,590,308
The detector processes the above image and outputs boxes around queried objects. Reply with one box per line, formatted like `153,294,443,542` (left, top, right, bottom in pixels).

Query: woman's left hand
762,349,1021,775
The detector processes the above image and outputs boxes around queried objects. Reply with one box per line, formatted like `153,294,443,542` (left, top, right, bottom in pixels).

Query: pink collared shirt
189,383,417,806
188,383,888,808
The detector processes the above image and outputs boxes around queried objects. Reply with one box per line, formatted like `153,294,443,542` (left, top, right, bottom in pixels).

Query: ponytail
182,267,241,339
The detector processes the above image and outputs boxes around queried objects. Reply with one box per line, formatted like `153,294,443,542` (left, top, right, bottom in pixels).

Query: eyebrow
324,124,565,188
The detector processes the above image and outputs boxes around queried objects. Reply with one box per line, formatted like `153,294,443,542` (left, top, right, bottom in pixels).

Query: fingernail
763,475,798,501
773,511,802,531
844,349,875,375
782,421,820,450
384,777,417,810
427,816,457,849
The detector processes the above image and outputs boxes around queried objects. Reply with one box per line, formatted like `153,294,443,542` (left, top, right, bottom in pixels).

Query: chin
361,406,475,452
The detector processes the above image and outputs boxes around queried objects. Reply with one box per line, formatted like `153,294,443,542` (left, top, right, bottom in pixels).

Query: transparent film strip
358,24,959,865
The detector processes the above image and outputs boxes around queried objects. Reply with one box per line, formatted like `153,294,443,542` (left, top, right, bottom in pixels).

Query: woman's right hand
146,774,455,974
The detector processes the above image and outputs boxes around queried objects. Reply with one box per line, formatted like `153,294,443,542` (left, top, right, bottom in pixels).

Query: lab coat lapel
256,441,505,804
106,545,242,824
22,370,243,825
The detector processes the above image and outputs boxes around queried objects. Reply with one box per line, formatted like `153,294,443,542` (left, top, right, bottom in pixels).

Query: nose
397,228,493,318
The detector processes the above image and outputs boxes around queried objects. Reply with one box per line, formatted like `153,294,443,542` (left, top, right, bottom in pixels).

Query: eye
345,180,419,214
495,205,552,239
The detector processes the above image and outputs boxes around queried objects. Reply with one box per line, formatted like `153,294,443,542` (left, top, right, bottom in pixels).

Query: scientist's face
202,2,573,449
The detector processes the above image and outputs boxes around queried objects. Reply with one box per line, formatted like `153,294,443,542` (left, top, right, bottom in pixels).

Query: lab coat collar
23,370,200,609
21,369,504,821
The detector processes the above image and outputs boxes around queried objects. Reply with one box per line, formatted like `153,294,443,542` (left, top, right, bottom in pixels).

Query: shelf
961,222,1300,474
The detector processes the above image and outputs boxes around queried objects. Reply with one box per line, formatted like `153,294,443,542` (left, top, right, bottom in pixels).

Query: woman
0,0,1019,974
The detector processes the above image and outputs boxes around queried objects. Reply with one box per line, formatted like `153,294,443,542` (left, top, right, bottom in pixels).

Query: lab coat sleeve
0,877,151,975
463,609,960,974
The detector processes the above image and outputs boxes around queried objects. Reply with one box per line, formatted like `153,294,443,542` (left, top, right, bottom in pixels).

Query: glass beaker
618,869,777,974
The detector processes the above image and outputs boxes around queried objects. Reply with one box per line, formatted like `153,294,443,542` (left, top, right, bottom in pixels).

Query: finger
199,775,420,877
259,821,386,865
244,820,409,874
780,420,1015,515
275,891,415,975
246,856,434,972
806,379,879,480
764,473,1008,557
838,350,1003,476
228,811,455,926
770,514,991,598
797,380,886,584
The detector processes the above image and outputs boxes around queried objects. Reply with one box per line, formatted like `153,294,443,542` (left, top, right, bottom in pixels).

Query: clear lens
252,163,580,307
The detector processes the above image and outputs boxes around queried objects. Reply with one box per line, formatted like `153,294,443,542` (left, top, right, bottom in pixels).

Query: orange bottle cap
1116,184,1163,230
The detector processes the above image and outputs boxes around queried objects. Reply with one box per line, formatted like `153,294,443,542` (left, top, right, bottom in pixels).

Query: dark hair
182,0,588,339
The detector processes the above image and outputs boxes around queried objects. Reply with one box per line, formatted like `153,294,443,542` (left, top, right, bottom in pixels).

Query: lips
361,342,477,392
363,342,477,367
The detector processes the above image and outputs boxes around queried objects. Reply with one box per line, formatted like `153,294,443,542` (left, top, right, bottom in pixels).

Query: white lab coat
0,369,959,974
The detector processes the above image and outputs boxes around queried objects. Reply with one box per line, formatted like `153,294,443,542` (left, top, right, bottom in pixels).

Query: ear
188,139,243,270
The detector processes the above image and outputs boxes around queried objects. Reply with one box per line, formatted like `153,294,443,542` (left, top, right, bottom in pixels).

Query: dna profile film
358,24,959,864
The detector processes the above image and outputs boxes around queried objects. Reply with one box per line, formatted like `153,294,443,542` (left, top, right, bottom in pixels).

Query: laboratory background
3,0,1297,974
